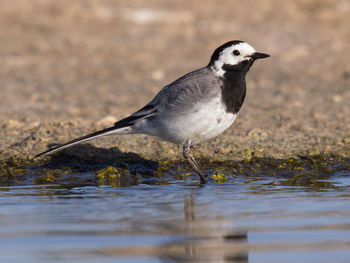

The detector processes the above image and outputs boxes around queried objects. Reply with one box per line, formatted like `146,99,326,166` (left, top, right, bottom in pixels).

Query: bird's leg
183,141,207,184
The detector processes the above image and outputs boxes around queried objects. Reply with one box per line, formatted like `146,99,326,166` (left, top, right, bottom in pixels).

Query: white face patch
211,42,256,77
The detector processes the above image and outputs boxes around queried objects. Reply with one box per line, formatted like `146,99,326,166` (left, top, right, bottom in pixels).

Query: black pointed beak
250,52,270,60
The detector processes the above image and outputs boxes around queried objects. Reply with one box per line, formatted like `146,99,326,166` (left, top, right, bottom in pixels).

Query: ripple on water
0,173,349,262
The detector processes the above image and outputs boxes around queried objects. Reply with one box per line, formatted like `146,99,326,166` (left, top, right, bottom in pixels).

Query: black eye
233,50,240,56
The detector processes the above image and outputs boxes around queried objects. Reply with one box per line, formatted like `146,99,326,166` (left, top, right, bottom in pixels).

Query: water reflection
0,173,349,262
159,193,248,262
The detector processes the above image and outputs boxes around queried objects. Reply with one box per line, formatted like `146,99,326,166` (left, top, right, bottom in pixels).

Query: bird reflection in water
158,194,248,263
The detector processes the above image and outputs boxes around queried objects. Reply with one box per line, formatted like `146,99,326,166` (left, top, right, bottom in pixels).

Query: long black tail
35,103,157,158
34,125,130,158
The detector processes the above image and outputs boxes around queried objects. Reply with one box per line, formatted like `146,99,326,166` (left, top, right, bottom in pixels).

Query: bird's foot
183,143,207,184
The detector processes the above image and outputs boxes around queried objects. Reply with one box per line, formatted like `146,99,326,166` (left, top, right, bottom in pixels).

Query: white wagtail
35,40,269,183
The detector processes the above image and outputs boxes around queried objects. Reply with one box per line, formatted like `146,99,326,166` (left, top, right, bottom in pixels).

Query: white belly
140,96,237,144
175,100,236,143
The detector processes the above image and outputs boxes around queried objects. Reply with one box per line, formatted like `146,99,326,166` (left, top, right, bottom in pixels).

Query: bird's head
208,40,269,77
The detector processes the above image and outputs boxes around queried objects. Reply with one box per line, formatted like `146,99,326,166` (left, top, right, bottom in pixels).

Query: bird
35,40,269,184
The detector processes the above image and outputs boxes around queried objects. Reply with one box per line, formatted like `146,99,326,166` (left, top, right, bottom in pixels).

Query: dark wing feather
113,104,157,127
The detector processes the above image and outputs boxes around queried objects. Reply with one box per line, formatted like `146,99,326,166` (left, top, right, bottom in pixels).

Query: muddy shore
0,0,349,184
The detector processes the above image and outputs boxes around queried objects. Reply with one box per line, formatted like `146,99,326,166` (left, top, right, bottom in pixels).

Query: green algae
210,172,228,183
95,165,141,187
0,149,349,186
35,172,59,184
96,166,121,186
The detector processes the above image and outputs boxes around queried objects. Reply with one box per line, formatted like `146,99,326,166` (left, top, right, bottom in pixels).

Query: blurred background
0,0,349,155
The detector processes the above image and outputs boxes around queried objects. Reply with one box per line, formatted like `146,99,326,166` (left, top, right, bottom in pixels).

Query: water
0,173,350,263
